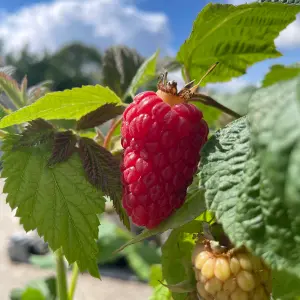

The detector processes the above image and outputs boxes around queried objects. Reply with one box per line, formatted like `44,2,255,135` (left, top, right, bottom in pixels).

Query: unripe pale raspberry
192,241,272,300
120,77,209,229
215,257,231,281
202,257,216,279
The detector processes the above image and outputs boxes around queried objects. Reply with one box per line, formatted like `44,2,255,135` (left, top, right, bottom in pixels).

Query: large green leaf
116,185,206,253
1,135,105,278
0,85,122,128
262,64,300,87
0,104,16,134
102,46,144,98
248,76,300,208
177,2,300,85
162,219,203,300
126,50,159,98
272,270,300,300
199,117,300,286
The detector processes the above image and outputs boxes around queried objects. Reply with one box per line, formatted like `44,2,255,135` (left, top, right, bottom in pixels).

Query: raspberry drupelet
192,240,272,300
120,73,209,229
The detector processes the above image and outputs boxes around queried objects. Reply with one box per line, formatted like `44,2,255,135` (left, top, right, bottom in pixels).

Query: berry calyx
120,73,209,229
155,71,202,106
192,239,272,300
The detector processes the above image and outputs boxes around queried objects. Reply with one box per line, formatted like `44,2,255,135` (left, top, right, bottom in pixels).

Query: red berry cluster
120,91,208,229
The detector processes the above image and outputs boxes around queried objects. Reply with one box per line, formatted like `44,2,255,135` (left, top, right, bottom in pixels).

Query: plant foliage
177,2,300,85
0,85,122,128
2,134,105,277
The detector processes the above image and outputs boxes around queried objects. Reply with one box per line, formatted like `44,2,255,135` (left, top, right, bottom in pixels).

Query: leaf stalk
68,262,80,300
55,248,69,300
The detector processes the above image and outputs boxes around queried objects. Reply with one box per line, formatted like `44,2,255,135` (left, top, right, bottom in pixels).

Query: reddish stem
103,117,123,149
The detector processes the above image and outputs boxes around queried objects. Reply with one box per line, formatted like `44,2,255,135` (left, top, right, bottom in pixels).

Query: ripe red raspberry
120,77,209,229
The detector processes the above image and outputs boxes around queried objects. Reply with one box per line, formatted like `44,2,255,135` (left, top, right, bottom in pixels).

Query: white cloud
206,78,259,93
0,0,172,56
275,16,300,49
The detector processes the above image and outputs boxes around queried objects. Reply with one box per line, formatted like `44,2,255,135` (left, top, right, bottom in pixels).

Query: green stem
190,96,241,119
183,66,241,119
55,248,68,300
68,263,80,300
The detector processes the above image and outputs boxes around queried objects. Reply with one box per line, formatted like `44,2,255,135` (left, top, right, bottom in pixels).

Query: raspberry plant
1,1,300,300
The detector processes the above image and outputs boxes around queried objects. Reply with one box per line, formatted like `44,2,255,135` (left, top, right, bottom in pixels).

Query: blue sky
0,0,299,91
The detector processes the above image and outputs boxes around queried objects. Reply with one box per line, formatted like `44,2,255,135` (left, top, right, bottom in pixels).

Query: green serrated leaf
115,188,206,253
272,269,300,300
162,219,203,300
0,72,23,108
77,137,130,229
126,50,159,98
0,103,14,134
47,130,77,166
0,85,122,128
199,116,300,278
76,103,125,130
78,137,122,200
1,134,105,278
262,64,300,87
15,119,54,149
177,2,300,85
248,76,300,208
